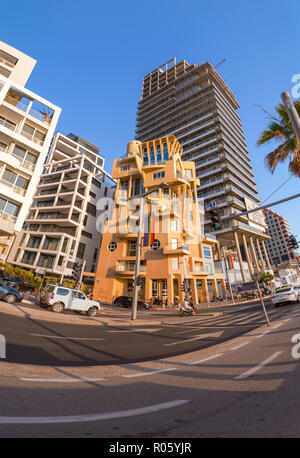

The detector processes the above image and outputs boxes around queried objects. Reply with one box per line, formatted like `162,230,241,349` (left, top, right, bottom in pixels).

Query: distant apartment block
8,132,115,277
258,208,299,266
0,41,61,261
135,58,271,280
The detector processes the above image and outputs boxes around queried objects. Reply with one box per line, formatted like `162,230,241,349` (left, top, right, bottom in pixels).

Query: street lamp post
252,270,270,326
281,92,300,143
131,183,168,321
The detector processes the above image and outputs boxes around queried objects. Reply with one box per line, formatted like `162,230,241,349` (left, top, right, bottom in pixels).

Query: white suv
40,284,101,317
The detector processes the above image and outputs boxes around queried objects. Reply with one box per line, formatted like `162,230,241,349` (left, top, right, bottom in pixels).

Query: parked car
39,284,101,316
113,296,151,310
3,278,35,293
0,281,23,303
271,285,300,307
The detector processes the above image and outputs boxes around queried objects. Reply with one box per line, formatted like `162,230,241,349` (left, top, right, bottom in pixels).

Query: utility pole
281,91,300,143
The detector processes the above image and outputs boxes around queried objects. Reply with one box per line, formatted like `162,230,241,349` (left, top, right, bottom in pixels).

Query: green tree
257,102,300,177
259,271,275,287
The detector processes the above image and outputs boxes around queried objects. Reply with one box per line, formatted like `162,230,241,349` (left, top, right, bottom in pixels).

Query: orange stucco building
93,135,225,305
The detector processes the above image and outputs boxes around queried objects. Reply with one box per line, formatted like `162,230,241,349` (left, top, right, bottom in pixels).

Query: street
0,299,300,437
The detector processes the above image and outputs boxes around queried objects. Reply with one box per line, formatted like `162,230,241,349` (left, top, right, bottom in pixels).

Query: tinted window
276,288,292,293
56,288,69,296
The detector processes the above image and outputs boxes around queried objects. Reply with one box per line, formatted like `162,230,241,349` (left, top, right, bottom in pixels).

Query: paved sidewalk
0,293,268,327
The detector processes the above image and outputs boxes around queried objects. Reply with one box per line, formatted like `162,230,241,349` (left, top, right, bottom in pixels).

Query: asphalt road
1,299,300,438
0,298,287,366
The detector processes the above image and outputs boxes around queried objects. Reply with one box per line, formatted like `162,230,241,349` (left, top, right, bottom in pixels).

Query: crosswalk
165,307,294,329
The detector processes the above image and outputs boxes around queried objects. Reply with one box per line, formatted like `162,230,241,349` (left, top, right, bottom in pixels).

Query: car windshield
275,287,292,293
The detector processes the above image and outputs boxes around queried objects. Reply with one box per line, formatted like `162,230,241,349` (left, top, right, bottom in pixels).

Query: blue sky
1,0,299,236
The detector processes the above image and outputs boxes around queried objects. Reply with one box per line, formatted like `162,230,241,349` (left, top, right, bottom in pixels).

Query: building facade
135,58,271,281
0,41,61,261
93,135,225,305
259,208,299,267
8,132,115,278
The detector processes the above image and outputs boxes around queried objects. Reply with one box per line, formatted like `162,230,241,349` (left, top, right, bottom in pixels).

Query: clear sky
1,0,299,237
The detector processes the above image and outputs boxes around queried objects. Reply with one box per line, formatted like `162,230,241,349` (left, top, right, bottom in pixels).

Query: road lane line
19,377,106,383
122,368,176,378
256,330,272,338
188,353,224,365
272,323,283,329
0,399,190,424
30,334,104,341
230,341,250,351
234,351,283,380
164,331,224,346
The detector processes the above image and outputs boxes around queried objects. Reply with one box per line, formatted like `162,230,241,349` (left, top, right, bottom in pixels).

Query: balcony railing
0,57,15,68
0,178,27,196
0,210,17,223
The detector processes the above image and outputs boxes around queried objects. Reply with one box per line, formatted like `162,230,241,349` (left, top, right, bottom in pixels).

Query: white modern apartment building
8,132,115,278
0,41,61,261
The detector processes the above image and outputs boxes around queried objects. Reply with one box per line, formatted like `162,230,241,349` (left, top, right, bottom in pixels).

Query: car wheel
3,293,17,304
87,307,97,317
51,302,64,313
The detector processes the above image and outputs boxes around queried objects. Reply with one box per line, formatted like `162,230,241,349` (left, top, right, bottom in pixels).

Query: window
203,246,211,259
21,251,36,265
120,165,130,171
93,248,99,263
156,145,162,164
92,178,101,188
152,280,158,297
37,254,54,268
0,198,20,217
163,144,169,162
77,242,86,259
27,236,41,249
204,262,214,275
57,288,69,296
143,148,148,166
172,258,179,270
153,172,165,180
72,291,86,300
82,230,92,239
128,241,136,256
171,220,178,232
150,146,155,165
89,191,96,199
196,280,203,290
87,202,96,217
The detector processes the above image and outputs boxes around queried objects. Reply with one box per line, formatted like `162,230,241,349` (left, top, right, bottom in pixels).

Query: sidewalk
0,294,267,327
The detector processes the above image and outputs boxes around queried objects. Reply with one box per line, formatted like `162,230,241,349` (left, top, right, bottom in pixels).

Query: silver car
40,284,101,316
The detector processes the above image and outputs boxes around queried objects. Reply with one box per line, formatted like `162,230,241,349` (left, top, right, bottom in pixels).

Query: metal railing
0,178,26,196
0,210,17,223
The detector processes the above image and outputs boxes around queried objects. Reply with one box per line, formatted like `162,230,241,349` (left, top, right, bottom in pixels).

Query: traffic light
225,281,230,291
288,235,299,249
136,276,142,286
72,262,81,281
208,208,221,230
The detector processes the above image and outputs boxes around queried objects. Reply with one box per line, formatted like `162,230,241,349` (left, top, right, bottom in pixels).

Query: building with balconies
93,135,225,305
0,41,61,261
135,58,271,282
8,132,115,279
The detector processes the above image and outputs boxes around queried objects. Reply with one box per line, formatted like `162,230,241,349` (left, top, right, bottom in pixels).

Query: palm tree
257,101,300,177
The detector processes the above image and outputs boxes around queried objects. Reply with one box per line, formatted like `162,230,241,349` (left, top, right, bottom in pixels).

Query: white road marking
189,353,224,365
19,377,106,383
234,351,283,380
230,341,250,351
122,368,176,378
0,400,189,424
272,323,283,329
164,331,224,346
256,330,272,338
106,328,162,333
30,334,104,341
